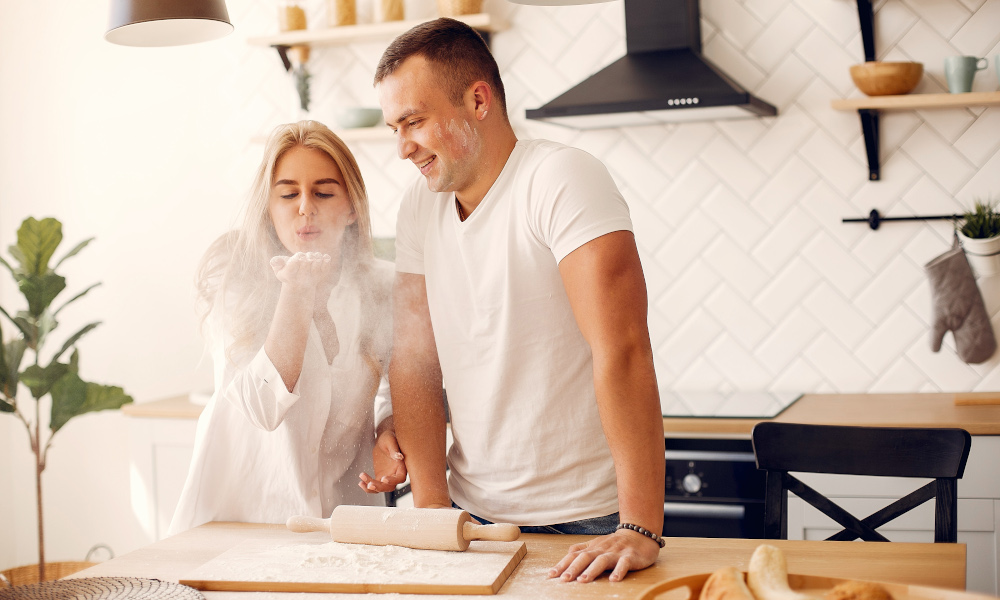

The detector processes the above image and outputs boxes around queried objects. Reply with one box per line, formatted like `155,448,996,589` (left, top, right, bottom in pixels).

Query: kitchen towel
925,234,997,364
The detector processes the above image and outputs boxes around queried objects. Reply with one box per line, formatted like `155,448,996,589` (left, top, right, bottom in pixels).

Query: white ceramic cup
944,55,988,93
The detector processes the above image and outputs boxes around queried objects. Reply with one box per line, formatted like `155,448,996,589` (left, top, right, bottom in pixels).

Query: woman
169,121,404,535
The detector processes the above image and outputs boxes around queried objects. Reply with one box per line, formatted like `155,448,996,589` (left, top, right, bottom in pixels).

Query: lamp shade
507,0,614,4
105,0,233,47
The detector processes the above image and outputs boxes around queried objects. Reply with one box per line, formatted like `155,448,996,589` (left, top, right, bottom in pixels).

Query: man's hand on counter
548,528,661,583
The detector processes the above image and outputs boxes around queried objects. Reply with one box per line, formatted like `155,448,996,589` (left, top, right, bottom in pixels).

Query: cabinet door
128,418,198,542
787,495,997,595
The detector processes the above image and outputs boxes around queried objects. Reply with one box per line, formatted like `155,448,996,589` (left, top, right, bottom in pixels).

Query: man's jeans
455,503,619,535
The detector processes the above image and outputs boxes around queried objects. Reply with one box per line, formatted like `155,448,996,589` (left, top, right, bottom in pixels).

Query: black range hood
525,0,777,128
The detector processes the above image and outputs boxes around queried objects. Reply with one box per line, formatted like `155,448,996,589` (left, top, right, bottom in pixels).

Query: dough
699,566,756,600
826,580,893,600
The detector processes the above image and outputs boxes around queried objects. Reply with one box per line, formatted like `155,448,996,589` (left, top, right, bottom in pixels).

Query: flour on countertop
185,540,520,586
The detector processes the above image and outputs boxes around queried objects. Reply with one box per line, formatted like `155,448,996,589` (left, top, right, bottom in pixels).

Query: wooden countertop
663,392,1000,436
121,394,204,419
70,522,967,598
125,392,1000,436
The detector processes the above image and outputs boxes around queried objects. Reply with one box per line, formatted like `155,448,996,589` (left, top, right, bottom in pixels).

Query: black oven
662,437,765,539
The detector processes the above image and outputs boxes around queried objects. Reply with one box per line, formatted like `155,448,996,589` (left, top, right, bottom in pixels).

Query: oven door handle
663,502,746,519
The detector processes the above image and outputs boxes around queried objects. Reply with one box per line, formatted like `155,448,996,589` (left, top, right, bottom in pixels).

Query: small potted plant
958,200,1000,277
0,217,133,584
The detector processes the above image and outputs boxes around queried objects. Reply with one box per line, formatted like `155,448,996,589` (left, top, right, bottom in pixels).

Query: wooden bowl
849,61,923,96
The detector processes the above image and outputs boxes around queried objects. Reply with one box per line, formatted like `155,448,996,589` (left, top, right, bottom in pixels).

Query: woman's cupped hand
270,252,333,294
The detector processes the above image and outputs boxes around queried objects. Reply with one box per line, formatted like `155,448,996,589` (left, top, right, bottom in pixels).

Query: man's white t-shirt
395,138,634,525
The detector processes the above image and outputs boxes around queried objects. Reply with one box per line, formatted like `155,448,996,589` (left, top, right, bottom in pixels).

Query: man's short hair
374,18,507,118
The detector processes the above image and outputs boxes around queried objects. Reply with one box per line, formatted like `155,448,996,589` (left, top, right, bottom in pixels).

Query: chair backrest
751,422,971,543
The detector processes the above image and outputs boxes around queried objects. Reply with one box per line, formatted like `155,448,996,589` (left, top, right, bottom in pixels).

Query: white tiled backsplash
240,0,1000,394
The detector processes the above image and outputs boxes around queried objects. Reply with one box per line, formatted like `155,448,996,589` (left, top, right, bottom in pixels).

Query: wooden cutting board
179,538,527,595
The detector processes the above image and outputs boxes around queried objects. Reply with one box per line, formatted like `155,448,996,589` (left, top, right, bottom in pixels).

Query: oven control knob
681,473,702,494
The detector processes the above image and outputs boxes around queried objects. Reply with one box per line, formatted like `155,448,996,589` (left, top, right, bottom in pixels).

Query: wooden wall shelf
248,13,504,131
832,91,1000,111
838,0,999,181
247,13,502,49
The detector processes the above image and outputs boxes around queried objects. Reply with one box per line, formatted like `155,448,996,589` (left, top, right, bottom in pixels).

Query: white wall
2,0,1000,569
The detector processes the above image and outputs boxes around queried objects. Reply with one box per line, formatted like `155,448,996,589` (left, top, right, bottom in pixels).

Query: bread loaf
699,566,756,600
826,580,893,600
747,545,811,600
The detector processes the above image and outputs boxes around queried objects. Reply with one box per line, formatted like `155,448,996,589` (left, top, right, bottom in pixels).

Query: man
361,18,665,583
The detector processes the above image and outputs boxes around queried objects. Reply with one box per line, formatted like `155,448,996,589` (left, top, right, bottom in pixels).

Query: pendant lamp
105,0,233,47
507,0,614,4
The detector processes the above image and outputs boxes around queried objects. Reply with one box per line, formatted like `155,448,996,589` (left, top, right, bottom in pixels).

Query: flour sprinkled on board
187,540,519,586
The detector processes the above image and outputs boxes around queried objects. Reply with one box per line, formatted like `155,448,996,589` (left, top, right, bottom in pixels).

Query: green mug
944,55,988,93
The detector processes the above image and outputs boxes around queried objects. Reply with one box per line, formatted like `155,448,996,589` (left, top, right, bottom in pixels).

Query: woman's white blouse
168,260,393,535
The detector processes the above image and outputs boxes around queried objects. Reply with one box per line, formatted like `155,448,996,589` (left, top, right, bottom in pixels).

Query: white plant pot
958,231,1000,277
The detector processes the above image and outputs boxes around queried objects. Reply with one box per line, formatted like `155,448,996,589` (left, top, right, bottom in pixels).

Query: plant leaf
54,283,102,316
50,372,133,433
14,217,62,276
52,321,101,363
13,314,38,350
79,382,133,415
49,371,86,433
53,237,94,270
0,316,24,400
1,338,26,399
21,362,70,399
18,272,66,318
36,311,57,352
0,305,31,341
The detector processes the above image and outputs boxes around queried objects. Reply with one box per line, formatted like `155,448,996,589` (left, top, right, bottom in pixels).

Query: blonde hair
197,121,385,388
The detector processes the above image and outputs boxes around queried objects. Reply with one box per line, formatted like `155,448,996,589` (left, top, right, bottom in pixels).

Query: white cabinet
123,397,201,542
785,436,1000,595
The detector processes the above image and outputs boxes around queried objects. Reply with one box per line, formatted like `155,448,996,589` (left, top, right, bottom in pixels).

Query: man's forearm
594,344,665,533
389,358,451,507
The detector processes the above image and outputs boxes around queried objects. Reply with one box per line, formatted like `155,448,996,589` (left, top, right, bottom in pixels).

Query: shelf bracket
273,44,292,72
857,0,875,62
858,108,880,181
853,0,879,180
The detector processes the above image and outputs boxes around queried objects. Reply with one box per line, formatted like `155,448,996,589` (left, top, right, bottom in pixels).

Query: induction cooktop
660,390,802,419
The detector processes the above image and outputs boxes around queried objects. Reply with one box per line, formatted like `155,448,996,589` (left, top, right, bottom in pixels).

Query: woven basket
437,0,483,16
1,562,96,586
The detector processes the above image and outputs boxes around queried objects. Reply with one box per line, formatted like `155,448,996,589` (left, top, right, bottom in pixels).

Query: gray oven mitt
925,235,996,364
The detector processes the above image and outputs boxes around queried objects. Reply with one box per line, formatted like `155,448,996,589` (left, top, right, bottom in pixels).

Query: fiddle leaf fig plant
0,217,133,581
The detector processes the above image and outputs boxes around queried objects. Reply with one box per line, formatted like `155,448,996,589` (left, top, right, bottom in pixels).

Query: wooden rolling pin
287,506,520,552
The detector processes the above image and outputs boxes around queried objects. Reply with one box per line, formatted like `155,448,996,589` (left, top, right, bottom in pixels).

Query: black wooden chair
751,422,971,542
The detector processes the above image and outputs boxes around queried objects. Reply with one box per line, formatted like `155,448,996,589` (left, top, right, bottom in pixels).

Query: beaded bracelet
616,522,666,548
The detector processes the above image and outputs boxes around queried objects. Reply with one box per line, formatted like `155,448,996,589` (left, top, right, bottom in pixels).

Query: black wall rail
843,209,963,230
